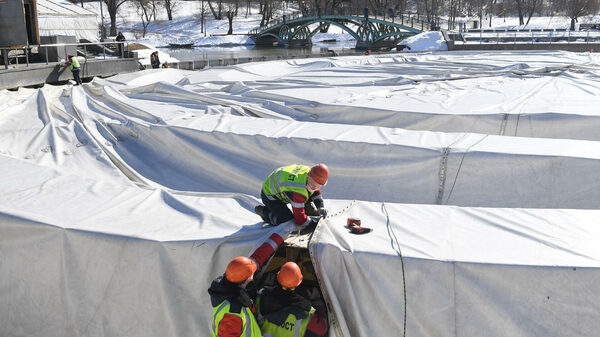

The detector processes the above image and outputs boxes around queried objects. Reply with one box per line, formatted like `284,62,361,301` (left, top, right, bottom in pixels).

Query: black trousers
72,68,82,85
261,190,294,226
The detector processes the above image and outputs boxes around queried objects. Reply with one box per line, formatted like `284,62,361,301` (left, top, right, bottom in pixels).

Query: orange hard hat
277,262,303,288
309,163,329,186
225,256,257,283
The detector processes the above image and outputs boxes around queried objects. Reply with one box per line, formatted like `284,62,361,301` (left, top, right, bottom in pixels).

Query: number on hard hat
225,256,257,283
277,262,303,289
308,163,329,186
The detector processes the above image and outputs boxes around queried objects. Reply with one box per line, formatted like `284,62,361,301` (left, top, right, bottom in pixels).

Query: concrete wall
0,56,140,90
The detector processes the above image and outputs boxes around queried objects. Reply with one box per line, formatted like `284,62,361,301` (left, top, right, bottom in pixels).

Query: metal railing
1,41,131,70
452,28,600,45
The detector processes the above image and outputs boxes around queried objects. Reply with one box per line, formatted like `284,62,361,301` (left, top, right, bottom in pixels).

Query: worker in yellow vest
255,164,329,227
65,54,82,85
208,231,286,336
257,262,328,337
208,256,263,337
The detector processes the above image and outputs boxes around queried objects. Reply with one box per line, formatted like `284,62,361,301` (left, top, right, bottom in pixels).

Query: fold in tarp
66,83,600,209
3,51,600,337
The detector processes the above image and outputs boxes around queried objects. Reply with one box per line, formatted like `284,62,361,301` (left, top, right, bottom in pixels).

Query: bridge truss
250,9,430,49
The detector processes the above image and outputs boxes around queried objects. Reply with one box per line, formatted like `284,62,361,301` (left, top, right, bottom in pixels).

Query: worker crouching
255,164,329,227
257,262,328,337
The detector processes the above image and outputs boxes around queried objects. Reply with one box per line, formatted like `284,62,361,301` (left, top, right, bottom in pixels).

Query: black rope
382,202,407,337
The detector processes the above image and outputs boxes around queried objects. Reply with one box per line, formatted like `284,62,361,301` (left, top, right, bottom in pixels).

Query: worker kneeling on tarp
257,262,328,337
255,164,329,226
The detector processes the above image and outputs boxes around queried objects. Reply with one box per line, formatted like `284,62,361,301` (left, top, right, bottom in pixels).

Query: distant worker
162,61,169,68
257,262,328,337
255,164,329,226
116,32,126,56
208,257,262,337
150,51,160,69
65,54,82,86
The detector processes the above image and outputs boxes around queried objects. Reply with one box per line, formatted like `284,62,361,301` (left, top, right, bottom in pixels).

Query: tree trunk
515,0,524,25
227,11,234,34
165,0,173,20
206,0,220,19
104,0,127,37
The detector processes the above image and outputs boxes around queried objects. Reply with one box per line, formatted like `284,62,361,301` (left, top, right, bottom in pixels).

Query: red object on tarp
347,217,361,227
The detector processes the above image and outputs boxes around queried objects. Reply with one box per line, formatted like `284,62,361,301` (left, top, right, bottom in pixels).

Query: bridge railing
248,8,434,37
450,28,600,44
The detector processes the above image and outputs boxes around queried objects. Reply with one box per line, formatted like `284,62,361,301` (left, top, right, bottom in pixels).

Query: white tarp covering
37,0,99,41
312,200,600,337
2,51,600,336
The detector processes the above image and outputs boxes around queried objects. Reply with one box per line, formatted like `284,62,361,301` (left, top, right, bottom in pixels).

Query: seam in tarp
500,113,509,136
436,147,450,205
309,200,357,337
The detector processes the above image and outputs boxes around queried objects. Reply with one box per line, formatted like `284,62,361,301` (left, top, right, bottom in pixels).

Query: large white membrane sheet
312,200,600,337
99,50,600,141
3,50,600,337
0,155,270,337
61,87,600,209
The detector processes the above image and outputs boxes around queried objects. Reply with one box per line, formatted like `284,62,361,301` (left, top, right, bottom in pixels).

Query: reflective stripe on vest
263,165,310,204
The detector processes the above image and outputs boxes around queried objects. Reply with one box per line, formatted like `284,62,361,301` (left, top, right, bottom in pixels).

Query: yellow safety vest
259,307,315,337
212,300,262,337
262,165,313,203
68,56,80,71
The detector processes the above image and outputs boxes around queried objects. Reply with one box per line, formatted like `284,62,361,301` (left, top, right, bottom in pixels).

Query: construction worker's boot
254,205,271,224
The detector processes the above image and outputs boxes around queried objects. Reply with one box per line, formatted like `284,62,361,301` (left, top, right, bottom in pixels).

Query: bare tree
226,10,235,34
104,0,128,36
132,0,155,37
561,0,599,30
195,0,208,35
206,0,225,19
245,0,251,18
225,0,240,34
514,0,524,25
259,0,273,26
164,0,178,20
522,0,539,26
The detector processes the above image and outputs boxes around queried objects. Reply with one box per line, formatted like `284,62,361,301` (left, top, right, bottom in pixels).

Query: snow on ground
81,1,600,55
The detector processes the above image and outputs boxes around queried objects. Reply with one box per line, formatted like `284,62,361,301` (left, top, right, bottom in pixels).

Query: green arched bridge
249,8,431,49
